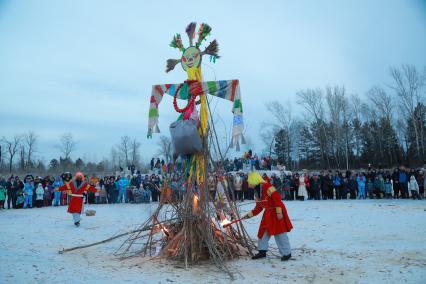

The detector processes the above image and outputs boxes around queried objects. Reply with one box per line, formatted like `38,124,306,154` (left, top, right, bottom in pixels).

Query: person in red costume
56,172,97,227
243,172,293,261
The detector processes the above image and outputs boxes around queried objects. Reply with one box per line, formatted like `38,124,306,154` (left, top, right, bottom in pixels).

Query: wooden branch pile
114,173,256,277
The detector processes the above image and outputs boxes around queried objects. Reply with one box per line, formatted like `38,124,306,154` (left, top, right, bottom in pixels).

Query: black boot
74,221,80,227
252,250,267,259
281,254,291,261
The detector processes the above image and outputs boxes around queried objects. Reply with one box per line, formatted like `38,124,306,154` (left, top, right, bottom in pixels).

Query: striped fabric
147,79,245,150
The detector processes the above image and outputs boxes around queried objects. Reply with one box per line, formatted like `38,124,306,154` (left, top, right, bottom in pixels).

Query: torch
222,217,246,228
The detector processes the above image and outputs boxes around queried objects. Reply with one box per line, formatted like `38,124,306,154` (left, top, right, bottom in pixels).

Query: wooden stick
58,229,144,254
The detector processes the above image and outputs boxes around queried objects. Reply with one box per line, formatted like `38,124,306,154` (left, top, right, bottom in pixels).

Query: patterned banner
147,79,244,150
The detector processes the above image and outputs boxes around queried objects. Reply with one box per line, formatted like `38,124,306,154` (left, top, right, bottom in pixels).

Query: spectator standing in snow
384,178,392,198
6,176,18,209
408,175,421,200
357,173,366,199
35,183,44,208
116,175,129,203
23,179,34,208
0,183,6,209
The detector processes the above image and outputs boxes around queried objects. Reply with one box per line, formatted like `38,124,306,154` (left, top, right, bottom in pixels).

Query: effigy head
181,46,201,71
166,22,219,73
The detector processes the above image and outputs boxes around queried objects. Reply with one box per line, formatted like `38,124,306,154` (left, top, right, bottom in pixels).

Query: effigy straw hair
247,172,265,187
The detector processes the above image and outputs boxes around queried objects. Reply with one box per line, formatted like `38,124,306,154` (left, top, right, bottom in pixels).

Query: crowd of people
0,172,166,210
207,166,424,203
0,161,424,210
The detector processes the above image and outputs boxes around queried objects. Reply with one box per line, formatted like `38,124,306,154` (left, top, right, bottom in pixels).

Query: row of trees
263,64,426,169
0,132,147,175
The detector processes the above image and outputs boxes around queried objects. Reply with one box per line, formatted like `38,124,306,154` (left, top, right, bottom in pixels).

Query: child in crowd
366,178,374,199
94,182,101,204
0,184,6,209
16,189,25,209
408,175,421,200
23,179,34,208
35,183,44,208
356,174,366,199
53,176,63,206
384,178,392,198
99,184,107,204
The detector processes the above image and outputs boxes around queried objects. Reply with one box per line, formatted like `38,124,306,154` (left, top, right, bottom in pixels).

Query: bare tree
325,85,348,169
117,136,131,166
130,139,141,166
366,86,393,123
57,133,77,159
259,127,275,157
24,131,38,169
1,135,23,173
389,64,425,160
350,94,362,122
110,146,119,171
297,88,330,168
264,101,296,166
157,136,173,163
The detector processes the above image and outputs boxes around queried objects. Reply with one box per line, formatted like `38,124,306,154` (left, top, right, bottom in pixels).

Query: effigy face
181,46,201,71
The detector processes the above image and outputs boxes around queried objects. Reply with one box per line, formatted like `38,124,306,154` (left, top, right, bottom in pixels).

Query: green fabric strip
233,99,243,112
179,83,188,100
207,81,217,94
149,108,158,117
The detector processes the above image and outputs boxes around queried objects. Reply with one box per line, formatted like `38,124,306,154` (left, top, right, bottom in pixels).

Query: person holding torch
242,172,293,261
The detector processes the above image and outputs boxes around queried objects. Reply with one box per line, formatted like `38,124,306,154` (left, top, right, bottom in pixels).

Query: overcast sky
1,0,425,163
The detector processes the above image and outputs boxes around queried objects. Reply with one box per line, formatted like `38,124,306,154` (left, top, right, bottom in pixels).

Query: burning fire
220,218,231,227
193,194,199,210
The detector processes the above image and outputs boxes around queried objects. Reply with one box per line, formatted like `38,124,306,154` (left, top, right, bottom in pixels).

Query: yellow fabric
195,153,204,185
186,67,208,137
267,186,276,197
247,172,265,187
276,207,283,214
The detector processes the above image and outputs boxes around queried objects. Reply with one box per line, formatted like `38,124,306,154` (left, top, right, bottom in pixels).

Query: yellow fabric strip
267,186,276,197
276,207,283,214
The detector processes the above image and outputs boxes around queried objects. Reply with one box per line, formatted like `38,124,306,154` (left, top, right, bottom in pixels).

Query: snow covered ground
1,199,425,284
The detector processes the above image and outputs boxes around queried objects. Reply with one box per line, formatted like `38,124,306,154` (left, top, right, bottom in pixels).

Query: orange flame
220,218,231,227
193,194,199,210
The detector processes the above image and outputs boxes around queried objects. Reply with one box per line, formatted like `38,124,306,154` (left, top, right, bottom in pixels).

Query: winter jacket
408,176,419,192
24,183,34,196
36,186,44,200
399,172,407,183
0,186,6,201
334,176,342,186
356,176,366,189
116,177,129,191
384,182,392,194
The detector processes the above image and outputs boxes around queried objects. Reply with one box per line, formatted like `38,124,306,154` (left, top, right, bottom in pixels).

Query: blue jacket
399,172,407,183
116,178,129,191
24,182,34,195
334,176,342,186
356,176,366,188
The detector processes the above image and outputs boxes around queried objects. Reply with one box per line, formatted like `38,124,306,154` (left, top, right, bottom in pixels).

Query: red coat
248,182,293,239
58,181,96,214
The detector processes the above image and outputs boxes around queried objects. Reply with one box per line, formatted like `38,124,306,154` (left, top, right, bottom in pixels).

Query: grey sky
1,0,425,163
